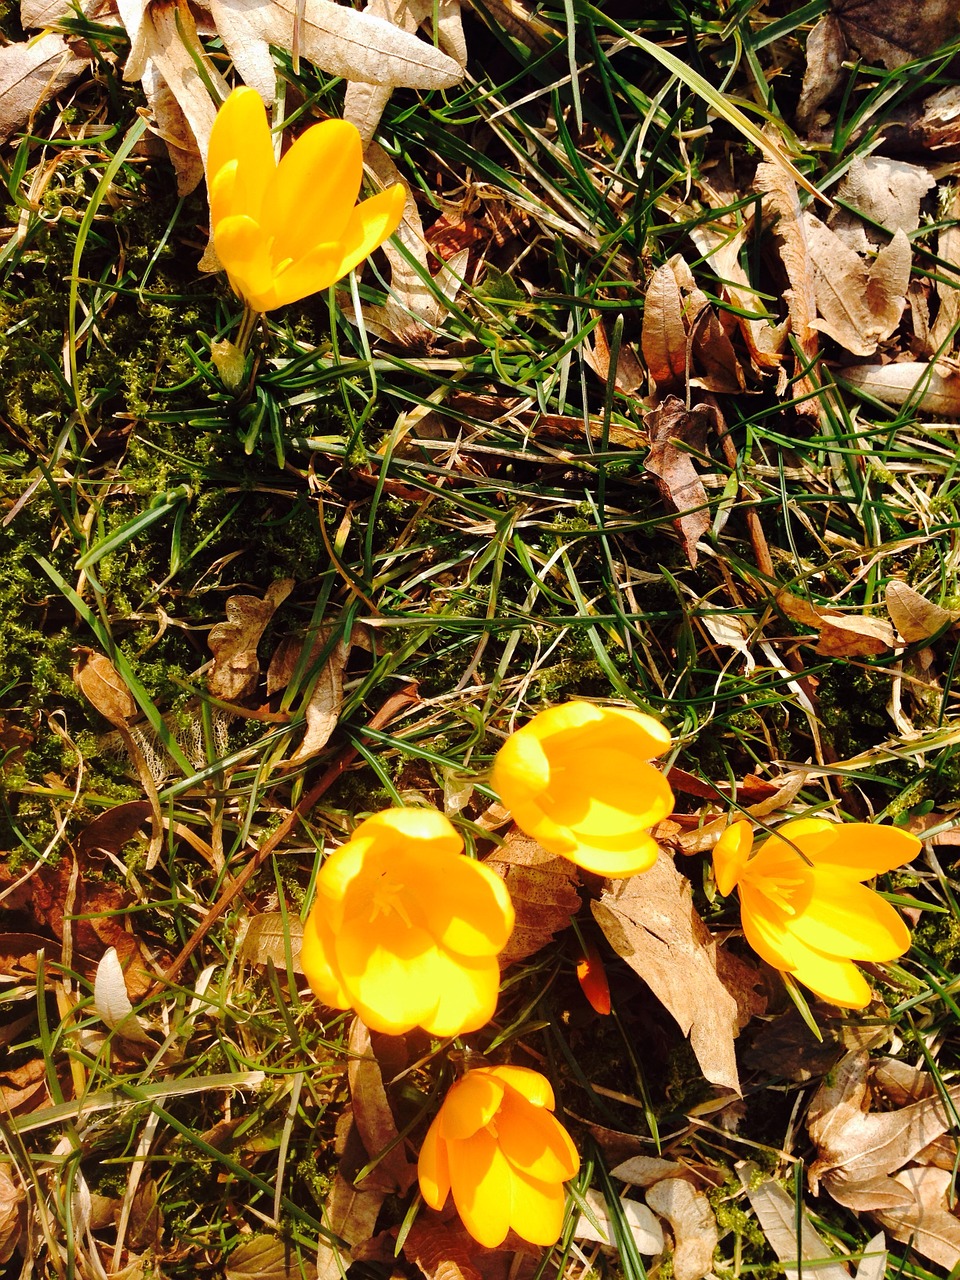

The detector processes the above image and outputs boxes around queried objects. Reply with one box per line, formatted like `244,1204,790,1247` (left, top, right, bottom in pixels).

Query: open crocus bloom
206,87,405,312
418,1065,580,1248
713,818,921,1008
301,808,514,1036
491,701,674,877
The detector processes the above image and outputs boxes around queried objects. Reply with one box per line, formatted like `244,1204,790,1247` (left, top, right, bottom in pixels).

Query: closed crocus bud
491,702,674,877
418,1065,580,1248
206,87,405,312
713,818,921,1008
301,808,514,1037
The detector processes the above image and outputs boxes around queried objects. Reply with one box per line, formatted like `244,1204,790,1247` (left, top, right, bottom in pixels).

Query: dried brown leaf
586,317,646,394
226,1236,318,1280
93,947,158,1048
645,1178,718,1280
755,163,818,361
208,578,294,702
737,1161,855,1280
644,396,714,569
842,360,960,414
240,913,304,972
688,223,787,369
885,581,960,643
0,1167,24,1265
76,801,153,860
874,1166,960,1270
347,1018,415,1193
834,0,958,70
141,62,205,196
592,854,741,1093
315,1170,384,1280
483,828,580,967
932,185,960,350
574,1189,663,1252
73,648,137,729
776,591,896,657
797,15,847,131
641,261,687,391
803,217,911,356
829,156,934,252
0,33,86,144
402,1219,485,1280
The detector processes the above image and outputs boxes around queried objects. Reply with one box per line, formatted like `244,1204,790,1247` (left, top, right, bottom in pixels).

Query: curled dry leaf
482,828,581,968
208,578,294,702
592,854,741,1093
737,1160,857,1280
885,581,960,643
689,223,787,370
828,156,934,252
875,1166,960,1271
401,1219,485,1280
755,163,818,368
797,15,847,131
574,1189,663,1254
641,260,688,392
776,590,896,658
76,800,154,860
0,33,87,145
645,1177,718,1280
315,1169,385,1280
643,396,716,570
93,948,158,1048
226,1236,318,1280
73,648,137,729
267,625,358,765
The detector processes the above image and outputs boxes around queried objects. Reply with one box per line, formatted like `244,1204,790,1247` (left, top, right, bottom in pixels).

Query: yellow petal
807,823,922,878
559,830,662,878
417,1115,450,1210
207,87,275,226
447,1129,512,1248
713,821,753,896
492,729,552,799
788,872,910,961
213,213,277,311
488,1066,555,1110
439,1071,505,1141
496,1087,580,1182
321,183,406,280
260,119,363,266
739,884,872,1008
263,240,345,310
335,912,440,1035
421,949,501,1037
412,855,514,957
538,758,673,851
300,905,351,1009
508,1170,568,1246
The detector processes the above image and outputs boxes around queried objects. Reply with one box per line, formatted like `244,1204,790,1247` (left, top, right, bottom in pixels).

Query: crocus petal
266,241,349,310
713,821,753,896
562,831,662,878
496,1088,580,1182
439,1072,505,1141
206,87,275,225
260,119,363,264
213,214,276,304
546,757,674,837
492,730,551,798
740,884,873,1008
788,871,911,961
805,823,922,878
421,950,501,1038
412,855,514,957
508,1170,568,1246
418,1116,450,1210
334,912,440,1035
320,184,406,281
489,1066,555,1109
448,1129,513,1249
300,907,351,1010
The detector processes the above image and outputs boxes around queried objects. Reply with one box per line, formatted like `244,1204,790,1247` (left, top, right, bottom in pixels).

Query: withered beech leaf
346,1018,415,1194
402,1219,486,1280
875,1166,960,1270
0,33,87,144
641,261,687,391
737,1161,855,1280
643,396,714,569
592,854,741,1093
885,581,960,643
755,163,818,362
0,1166,25,1266
833,0,959,70
240,913,304,972
574,1189,663,1252
76,800,153,859
645,1178,719,1280
797,15,847,131
73,648,137,729
776,590,895,657
287,633,353,766
829,156,934,252
482,828,580,968
315,1169,385,1280
842,361,960,415
208,578,294,702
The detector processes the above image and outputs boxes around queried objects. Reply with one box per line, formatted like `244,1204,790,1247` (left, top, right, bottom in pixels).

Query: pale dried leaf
797,15,846,131
574,1189,664,1253
208,578,294,701
483,828,580,967
645,1178,718,1280
688,223,787,368
843,360,960,414
93,948,158,1048
700,612,756,674
141,62,205,196
932,185,960,350
874,1166,960,1270
829,157,934,252
207,0,277,101
776,591,895,657
347,1018,415,1193
0,1167,24,1265
315,1172,384,1280
0,33,86,144
885,581,960,643
73,649,137,729
644,396,714,569
287,634,351,765
585,318,646,394
611,1157,683,1187
853,1233,887,1280
755,162,818,359
226,1236,318,1280
401,1220,485,1280
641,261,687,391
592,854,741,1093
737,1161,852,1280
240,913,304,972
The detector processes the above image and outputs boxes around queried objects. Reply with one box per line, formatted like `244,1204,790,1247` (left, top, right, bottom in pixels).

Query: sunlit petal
488,1066,555,1109
418,1116,450,1210
789,872,910,961
334,912,440,1035
414,856,515,957
713,821,753,896
261,119,363,262
319,184,406,282
448,1129,512,1249
300,908,351,1009
207,87,274,225
563,831,661,878
214,213,279,311
496,1088,580,1182
807,823,922,878
508,1170,568,1246
421,950,501,1038
439,1072,505,1141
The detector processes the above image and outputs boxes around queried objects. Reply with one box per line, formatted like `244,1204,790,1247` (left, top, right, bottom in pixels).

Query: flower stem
235,303,260,355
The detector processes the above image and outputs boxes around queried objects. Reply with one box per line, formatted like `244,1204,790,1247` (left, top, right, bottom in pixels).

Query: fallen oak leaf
208,578,294,702
775,590,896,657
592,853,741,1093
